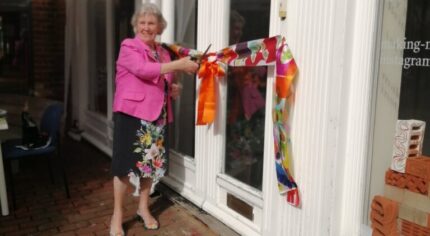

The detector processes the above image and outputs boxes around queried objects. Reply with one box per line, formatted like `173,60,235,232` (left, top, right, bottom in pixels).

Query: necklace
152,49,159,61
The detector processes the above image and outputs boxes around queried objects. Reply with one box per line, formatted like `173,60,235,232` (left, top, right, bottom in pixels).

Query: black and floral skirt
111,105,168,187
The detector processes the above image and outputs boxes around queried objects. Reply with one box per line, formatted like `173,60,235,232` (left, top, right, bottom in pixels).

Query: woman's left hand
171,82,183,100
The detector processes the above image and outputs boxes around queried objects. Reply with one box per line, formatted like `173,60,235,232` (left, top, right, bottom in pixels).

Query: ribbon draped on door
166,35,300,207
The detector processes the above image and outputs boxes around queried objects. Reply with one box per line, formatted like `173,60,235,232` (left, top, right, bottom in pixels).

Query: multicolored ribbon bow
166,35,300,207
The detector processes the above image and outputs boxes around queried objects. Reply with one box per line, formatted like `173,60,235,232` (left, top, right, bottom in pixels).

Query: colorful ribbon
196,57,225,124
166,35,300,206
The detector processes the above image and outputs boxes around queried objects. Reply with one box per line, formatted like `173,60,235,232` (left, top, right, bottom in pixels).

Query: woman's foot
136,209,159,230
109,229,125,236
110,214,125,236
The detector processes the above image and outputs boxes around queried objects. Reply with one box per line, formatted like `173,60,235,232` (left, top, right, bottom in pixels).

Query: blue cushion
2,139,56,160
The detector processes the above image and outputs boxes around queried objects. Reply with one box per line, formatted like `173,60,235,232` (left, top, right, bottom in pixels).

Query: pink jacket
113,37,174,122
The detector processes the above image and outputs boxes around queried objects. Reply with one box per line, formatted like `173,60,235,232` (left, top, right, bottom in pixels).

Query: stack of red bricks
371,156,430,236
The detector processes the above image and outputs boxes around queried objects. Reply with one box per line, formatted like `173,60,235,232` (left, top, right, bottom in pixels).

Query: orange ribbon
196,58,225,125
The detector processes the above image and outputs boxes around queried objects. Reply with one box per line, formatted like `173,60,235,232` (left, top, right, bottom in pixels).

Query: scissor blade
201,44,212,58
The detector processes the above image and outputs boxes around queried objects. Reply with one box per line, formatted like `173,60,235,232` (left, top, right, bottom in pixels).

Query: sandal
136,212,160,230
109,229,125,236
110,217,125,236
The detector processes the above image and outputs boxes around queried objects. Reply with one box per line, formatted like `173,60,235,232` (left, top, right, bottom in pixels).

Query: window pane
398,1,430,153
88,0,107,115
168,0,197,157
224,0,270,190
368,0,430,227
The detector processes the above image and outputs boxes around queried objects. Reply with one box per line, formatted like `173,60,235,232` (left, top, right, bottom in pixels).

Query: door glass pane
88,0,107,115
114,0,134,60
367,0,430,226
224,0,270,190
168,0,197,157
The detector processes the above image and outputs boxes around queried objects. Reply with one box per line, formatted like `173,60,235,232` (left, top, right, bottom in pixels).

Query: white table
0,116,9,216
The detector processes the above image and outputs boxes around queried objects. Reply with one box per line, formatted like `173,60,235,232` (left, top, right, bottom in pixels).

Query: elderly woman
110,3,198,235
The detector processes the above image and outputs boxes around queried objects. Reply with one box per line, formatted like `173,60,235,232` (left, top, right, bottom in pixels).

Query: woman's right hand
178,57,199,74
160,56,199,75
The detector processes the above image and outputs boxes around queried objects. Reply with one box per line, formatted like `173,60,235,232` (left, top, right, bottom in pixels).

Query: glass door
203,0,271,230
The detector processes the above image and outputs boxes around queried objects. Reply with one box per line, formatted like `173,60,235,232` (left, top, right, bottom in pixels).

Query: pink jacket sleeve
116,40,163,84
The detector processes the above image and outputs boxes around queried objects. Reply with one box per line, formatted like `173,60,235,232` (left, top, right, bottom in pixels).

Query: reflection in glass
88,0,107,115
367,0,430,226
398,0,430,154
224,0,270,190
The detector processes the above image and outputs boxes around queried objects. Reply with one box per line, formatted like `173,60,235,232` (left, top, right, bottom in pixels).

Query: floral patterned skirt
134,117,167,181
111,105,168,195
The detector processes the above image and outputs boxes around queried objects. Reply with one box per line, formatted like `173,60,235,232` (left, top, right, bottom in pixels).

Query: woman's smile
136,14,159,46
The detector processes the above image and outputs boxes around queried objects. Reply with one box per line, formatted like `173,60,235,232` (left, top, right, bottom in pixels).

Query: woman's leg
137,178,158,227
111,176,128,233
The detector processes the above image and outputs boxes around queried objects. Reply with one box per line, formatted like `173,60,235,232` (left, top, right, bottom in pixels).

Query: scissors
192,44,212,63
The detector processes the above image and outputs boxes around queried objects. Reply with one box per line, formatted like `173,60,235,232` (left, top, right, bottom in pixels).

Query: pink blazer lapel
133,37,158,62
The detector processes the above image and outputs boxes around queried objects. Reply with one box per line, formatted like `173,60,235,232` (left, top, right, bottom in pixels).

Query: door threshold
156,183,241,236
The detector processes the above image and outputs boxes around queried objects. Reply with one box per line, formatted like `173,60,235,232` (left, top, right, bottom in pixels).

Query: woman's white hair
131,3,167,35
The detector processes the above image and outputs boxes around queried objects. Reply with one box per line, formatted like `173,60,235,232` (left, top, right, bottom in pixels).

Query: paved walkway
0,137,238,236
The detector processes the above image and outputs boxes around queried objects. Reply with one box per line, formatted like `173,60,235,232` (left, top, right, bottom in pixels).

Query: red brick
37,228,61,236
6,227,38,236
31,0,65,99
385,169,429,195
20,218,51,229
75,223,107,235
55,231,76,236
59,223,81,232
405,156,430,180
88,215,110,225
37,220,65,231
370,196,399,236
401,219,430,236
0,224,19,234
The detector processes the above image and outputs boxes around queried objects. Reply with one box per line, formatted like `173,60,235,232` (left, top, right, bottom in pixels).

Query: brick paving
0,137,234,236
